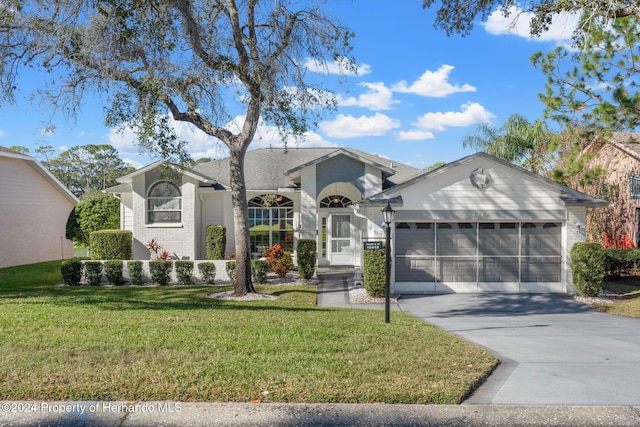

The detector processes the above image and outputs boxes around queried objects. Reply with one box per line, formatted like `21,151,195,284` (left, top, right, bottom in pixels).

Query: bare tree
0,0,354,295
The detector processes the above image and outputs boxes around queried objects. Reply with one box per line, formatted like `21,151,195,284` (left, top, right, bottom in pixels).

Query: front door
328,213,354,265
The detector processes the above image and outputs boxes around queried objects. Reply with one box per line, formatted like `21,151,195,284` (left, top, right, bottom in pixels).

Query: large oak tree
1,0,354,295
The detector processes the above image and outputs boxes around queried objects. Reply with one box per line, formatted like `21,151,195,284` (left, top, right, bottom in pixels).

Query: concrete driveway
397,294,640,405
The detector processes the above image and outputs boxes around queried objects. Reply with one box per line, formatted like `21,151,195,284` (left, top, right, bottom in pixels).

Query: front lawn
0,261,497,404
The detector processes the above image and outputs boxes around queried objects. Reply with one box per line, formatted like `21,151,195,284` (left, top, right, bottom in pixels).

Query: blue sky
0,1,579,169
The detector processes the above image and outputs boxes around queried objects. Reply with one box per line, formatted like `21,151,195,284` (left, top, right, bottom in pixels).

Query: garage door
395,222,562,293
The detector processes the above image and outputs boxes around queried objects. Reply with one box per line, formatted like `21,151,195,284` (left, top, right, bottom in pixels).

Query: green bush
127,261,144,286
197,262,216,284
175,260,194,285
605,249,640,277
66,193,120,247
297,239,317,280
363,248,386,298
149,260,173,286
251,260,270,284
61,259,83,286
90,230,132,260
104,260,124,285
206,226,227,260
571,242,605,297
225,261,236,285
84,261,103,286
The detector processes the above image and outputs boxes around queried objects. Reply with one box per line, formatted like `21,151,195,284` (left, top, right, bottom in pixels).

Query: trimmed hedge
104,260,124,285
84,261,103,286
605,249,640,277
127,261,144,286
251,260,269,284
206,226,227,260
61,259,83,286
149,260,173,286
175,260,194,285
571,242,605,297
297,239,317,280
363,247,386,298
226,261,236,285
90,230,132,260
198,262,216,284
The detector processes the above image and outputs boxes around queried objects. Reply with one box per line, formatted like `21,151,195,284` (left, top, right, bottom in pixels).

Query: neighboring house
571,132,640,248
0,146,78,268
106,147,606,294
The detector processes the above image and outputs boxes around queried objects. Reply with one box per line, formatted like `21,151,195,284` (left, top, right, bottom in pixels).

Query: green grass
0,260,497,404
597,281,640,318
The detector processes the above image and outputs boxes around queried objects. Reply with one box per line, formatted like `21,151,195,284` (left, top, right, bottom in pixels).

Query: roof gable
0,146,78,204
191,147,420,190
364,152,607,208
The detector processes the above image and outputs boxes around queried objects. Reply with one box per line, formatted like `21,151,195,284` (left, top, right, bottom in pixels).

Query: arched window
319,195,353,208
147,181,181,223
248,194,294,253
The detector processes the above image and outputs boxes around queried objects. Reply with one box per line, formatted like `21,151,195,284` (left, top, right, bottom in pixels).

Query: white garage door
395,222,562,293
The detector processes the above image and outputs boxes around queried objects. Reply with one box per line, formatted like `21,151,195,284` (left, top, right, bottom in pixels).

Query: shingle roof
191,147,422,190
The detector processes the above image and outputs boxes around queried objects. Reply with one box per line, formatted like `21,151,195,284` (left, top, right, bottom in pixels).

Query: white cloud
337,82,399,111
483,6,579,42
397,130,435,141
105,114,336,162
0,129,6,137
58,145,67,152
303,57,371,76
392,65,476,97
414,102,495,131
319,113,400,138
122,158,145,169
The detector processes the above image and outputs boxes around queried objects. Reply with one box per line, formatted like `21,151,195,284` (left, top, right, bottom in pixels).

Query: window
320,195,353,208
147,181,181,223
248,195,294,252
631,176,640,199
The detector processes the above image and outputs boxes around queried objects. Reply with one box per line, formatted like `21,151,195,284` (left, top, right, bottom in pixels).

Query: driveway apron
397,294,640,405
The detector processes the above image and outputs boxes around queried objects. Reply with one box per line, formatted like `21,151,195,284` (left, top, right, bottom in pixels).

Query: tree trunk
228,142,255,296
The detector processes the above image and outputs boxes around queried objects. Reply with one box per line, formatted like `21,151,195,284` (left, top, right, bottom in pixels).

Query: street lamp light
382,202,395,323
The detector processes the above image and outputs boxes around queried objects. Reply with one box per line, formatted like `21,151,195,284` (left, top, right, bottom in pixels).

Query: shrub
90,230,132,260
84,261,103,286
571,242,605,297
297,239,317,280
61,259,83,286
149,260,173,286
175,260,194,285
206,226,227,260
605,249,640,277
225,261,236,285
127,261,144,286
363,248,386,298
65,193,120,247
264,244,293,278
104,260,124,285
198,262,216,284
251,260,270,284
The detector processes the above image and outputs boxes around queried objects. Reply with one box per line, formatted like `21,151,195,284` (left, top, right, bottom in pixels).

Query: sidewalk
3,401,640,426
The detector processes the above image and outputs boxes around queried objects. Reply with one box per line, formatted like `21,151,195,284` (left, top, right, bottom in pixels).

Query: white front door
328,213,354,265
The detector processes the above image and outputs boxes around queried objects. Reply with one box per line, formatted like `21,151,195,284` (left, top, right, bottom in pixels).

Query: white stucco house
0,146,78,268
106,147,607,294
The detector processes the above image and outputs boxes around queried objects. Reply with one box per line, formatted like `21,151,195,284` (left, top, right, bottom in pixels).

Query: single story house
106,147,607,294
0,146,78,268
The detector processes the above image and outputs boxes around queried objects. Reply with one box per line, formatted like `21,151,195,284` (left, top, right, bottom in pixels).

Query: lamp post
382,202,395,324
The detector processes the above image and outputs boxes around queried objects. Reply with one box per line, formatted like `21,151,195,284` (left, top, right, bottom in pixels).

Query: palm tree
463,114,554,174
